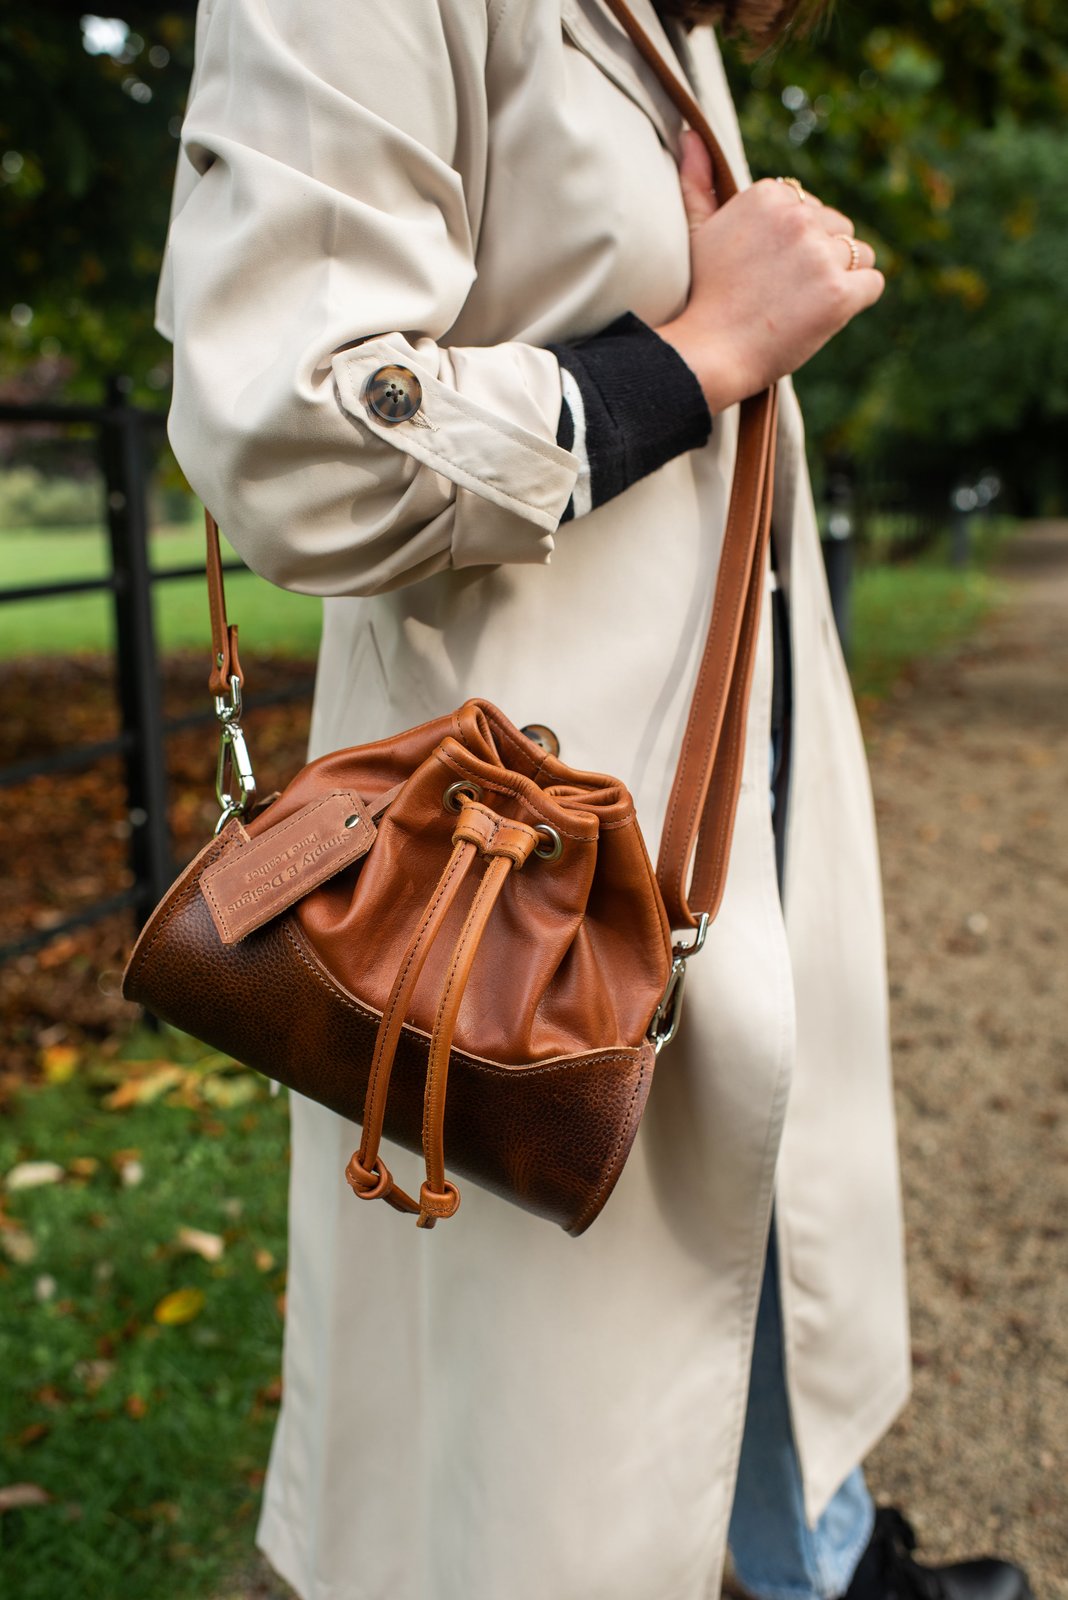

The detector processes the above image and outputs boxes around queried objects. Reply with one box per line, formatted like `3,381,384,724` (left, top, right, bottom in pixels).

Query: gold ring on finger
834,233,862,271
777,175,807,204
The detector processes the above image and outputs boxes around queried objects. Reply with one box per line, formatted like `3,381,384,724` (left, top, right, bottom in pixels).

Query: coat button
366,365,422,423
521,724,560,757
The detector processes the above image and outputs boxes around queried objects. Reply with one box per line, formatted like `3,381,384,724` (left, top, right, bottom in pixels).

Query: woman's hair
655,0,830,52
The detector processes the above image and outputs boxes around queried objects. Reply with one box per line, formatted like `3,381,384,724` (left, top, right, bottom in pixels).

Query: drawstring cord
346,796,540,1228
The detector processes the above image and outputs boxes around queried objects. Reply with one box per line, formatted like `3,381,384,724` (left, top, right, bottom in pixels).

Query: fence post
99,375,173,925
822,471,855,661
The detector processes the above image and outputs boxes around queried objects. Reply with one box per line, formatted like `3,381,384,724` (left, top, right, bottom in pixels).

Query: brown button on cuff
366,364,422,423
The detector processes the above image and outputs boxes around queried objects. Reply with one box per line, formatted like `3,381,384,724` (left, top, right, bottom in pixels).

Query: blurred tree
727,1,1068,505
2,3,1066,505
0,5,195,405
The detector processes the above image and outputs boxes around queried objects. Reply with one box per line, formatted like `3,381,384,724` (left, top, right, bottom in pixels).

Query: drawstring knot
347,794,542,1228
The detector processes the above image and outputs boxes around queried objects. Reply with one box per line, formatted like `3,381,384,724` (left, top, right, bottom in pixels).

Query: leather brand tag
200,790,376,945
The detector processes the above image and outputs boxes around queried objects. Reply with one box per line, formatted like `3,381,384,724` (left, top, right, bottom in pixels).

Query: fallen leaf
118,1160,145,1189
199,1073,260,1109
73,1359,115,1394
147,1500,181,1523
176,1227,225,1263
37,936,80,970
40,1044,80,1084
0,1483,51,1513
254,1249,275,1273
124,1394,149,1420
34,1274,57,1303
252,1376,283,1417
16,1423,50,1448
5,1162,64,1192
153,1287,206,1326
0,1229,37,1265
103,1065,184,1110
68,1157,100,1179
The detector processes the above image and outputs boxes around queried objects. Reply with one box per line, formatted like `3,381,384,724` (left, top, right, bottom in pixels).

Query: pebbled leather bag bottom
122,836,656,1235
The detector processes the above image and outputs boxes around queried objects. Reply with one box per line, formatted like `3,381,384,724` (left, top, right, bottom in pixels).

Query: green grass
848,517,1013,702
0,520,322,659
0,1030,290,1600
850,560,1005,701
3,516,1016,697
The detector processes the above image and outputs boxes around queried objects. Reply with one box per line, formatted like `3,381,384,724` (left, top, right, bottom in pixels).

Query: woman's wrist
654,317,744,415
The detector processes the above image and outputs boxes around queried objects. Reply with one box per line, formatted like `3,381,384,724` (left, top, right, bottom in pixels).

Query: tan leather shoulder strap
601,0,778,931
205,510,243,697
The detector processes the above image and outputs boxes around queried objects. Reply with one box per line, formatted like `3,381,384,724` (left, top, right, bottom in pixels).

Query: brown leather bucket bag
123,0,779,1235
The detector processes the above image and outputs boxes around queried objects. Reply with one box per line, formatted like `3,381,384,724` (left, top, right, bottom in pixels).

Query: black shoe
843,1508,1034,1600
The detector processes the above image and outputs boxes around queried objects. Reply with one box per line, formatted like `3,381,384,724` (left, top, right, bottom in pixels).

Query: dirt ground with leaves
2,527,1065,1597
0,655,317,1088
861,522,1067,1595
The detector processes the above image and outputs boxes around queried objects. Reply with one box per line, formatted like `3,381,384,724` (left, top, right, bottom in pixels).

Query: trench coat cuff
332,340,578,567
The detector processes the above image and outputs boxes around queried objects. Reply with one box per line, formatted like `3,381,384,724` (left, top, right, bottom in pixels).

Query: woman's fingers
777,182,877,274
774,178,858,242
842,261,886,312
818,207,855,239
677,127,718,232
830,234,878,273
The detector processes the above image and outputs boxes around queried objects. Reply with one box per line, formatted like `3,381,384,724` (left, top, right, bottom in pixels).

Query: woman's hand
656,130,885,414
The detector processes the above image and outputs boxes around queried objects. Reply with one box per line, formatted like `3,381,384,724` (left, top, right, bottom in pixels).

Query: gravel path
864,521,1067,1595
222,525,1068,1598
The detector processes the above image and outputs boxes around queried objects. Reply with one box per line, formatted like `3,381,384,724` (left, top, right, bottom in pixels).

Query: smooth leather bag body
123,0,779,1234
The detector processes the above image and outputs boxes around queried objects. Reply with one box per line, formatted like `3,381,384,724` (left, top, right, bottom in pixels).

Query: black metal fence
0,380,307,965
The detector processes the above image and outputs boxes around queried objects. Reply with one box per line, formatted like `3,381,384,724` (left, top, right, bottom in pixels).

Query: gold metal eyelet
534,824,563,862
443,780,483,813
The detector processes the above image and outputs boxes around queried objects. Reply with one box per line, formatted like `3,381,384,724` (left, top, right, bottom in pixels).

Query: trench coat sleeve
156,0,580,597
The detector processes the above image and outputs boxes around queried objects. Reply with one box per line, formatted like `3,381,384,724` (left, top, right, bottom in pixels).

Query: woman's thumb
677,127,718,232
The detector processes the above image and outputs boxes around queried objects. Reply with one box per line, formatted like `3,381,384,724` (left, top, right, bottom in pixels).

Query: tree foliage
2,3,1067,502
0,6,195,400
727,1,1068,502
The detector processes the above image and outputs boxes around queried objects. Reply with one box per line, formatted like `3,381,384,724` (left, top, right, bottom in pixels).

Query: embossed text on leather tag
200,790,376,945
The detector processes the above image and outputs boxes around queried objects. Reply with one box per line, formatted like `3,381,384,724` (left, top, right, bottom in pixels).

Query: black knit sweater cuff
548,311,712,523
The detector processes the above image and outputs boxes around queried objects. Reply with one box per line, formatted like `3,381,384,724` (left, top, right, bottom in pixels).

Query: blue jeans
730,679,876,1598
726,1224,875,1599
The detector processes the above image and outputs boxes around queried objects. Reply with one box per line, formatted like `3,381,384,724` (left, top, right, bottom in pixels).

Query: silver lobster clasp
647,913,711,1054
213,675,257,833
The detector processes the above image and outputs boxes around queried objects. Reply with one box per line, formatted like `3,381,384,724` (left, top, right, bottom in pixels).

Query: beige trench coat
157,2,911,1595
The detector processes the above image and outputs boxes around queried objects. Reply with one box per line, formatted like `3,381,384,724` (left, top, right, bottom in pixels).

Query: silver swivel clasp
647,912,711,1054
214,675,257,834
